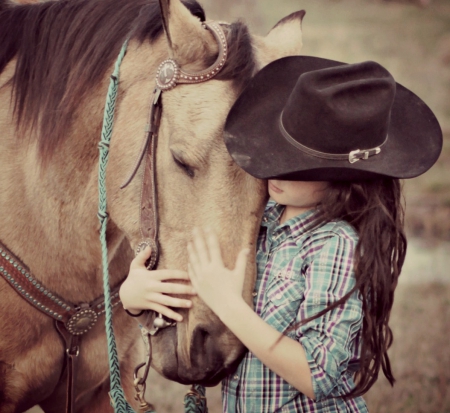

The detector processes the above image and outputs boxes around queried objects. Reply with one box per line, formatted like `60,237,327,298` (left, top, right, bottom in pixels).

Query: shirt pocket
263,274,304,333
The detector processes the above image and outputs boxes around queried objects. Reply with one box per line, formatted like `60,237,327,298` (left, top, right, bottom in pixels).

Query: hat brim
224,56,443,180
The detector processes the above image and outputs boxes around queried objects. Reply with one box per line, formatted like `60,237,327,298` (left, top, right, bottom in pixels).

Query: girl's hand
187,228,249,317
119,246,196,322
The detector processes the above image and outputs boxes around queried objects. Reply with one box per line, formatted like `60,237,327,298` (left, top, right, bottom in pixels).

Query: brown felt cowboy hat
224,57,442,181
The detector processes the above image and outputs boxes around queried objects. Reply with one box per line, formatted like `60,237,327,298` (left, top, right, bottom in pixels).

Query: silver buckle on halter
149,312,176,336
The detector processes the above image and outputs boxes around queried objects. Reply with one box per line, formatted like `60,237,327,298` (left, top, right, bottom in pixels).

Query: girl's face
268,179,329,219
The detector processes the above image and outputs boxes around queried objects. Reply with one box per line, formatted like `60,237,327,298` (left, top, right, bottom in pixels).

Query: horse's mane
0,0,255,160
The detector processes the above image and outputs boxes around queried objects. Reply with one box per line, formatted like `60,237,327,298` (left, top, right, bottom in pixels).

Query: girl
120,57,442,412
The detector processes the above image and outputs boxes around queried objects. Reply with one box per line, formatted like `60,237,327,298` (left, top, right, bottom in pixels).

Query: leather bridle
120,20,228,275
120,22,229,409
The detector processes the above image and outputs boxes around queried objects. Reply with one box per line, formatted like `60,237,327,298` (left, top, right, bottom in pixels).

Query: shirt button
276,293,282,300
252,291,257,297
233,375,239,380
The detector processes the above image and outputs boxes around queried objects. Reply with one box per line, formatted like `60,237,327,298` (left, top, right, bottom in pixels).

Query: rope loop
98,141,111,150
97,211,109,221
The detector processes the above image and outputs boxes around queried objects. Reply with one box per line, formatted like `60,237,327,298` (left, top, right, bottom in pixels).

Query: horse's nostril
191,325,212,353
190,325,224,377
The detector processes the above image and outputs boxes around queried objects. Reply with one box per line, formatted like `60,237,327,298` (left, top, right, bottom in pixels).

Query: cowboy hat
224,56,442,180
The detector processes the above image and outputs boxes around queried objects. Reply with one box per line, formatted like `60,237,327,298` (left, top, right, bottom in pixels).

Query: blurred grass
365,282,450,412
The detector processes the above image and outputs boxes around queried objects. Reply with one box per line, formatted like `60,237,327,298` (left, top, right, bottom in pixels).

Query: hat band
279,113,387,164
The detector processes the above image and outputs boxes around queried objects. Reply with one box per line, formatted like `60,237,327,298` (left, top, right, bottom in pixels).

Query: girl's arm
119,246,196,323
187,228,315,399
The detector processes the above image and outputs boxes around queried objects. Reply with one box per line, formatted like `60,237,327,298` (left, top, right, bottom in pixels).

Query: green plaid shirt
222,202,368,413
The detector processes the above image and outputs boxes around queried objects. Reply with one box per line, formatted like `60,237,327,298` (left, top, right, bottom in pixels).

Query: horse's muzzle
153,322,246,386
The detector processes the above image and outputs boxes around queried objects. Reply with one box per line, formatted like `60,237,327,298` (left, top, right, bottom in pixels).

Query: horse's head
106,0,305,385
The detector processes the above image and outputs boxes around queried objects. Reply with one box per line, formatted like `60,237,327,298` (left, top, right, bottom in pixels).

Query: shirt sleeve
296,233,363,401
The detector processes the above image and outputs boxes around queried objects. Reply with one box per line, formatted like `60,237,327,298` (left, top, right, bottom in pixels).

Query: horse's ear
158,0,218,67
254,10,305,68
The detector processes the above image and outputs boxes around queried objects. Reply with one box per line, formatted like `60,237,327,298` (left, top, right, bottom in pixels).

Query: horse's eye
173,155,195,178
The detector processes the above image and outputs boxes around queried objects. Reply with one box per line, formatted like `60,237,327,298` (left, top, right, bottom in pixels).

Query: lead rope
97,39,207,413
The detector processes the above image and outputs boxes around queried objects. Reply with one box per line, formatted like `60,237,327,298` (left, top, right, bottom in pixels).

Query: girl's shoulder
313,219,359,243
299,219,359,265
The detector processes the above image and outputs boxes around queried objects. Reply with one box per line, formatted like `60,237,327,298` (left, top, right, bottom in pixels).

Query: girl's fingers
153,282,196,295
148,293,192,309
131,246,152,269
192,228,210,265
187,263,197,284
187,243,201,276
205,227,224,265
234,248,250,276
148,303,184,322
154,269,190,281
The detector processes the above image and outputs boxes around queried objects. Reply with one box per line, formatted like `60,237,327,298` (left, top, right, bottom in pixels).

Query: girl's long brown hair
307,178,407,398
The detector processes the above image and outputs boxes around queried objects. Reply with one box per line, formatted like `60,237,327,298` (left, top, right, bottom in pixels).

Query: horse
0,0,305,411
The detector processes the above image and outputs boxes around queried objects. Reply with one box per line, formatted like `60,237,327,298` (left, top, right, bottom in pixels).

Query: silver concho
154,22,228,92
135,239,159,270
155,60,180,91
66,308,98,335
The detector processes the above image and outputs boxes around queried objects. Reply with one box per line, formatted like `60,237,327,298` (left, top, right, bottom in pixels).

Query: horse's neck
0,65,128,302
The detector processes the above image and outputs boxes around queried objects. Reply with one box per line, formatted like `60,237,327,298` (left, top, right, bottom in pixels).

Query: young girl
120,57,442,412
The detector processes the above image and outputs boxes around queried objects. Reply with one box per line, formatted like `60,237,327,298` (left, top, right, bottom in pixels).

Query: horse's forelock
215,21,257,89
0,0,206,161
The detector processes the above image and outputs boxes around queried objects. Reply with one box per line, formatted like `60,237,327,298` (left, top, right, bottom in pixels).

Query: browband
155,21,228,90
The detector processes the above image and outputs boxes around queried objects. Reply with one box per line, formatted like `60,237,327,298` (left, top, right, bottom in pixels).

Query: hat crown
224,55,442,181
282,61,396,154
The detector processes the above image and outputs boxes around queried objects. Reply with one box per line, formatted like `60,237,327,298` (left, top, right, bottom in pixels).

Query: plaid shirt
222,202,368,413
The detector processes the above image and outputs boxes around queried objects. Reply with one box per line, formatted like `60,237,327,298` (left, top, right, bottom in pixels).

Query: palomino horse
0,0,304,411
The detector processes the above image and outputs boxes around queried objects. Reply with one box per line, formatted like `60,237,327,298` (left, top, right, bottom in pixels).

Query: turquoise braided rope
97,38,206,413
184,385,208,413
97,39,153,413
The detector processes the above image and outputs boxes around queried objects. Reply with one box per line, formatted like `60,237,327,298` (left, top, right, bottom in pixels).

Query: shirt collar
262,200,323,244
